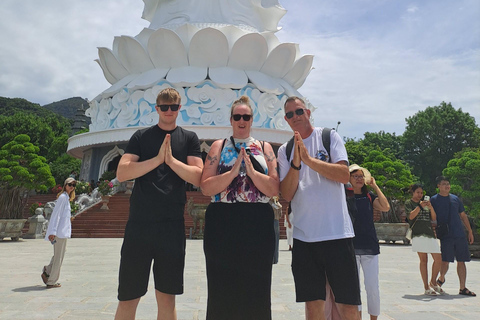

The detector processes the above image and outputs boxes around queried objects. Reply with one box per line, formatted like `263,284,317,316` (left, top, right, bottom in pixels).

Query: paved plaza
0,238,479,319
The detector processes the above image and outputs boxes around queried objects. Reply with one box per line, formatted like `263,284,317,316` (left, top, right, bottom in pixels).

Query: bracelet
290,161,301,170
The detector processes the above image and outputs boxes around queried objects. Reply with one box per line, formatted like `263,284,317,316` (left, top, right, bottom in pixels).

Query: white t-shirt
278,127,354,242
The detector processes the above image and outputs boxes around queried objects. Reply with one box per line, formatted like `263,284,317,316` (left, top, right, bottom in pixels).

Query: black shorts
292,238,361,305
117,219,186,301
441,236,471,262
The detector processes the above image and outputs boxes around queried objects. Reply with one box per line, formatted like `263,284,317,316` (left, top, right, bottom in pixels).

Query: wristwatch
290,161,301,170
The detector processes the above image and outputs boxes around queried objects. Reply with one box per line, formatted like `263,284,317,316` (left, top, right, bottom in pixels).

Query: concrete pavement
0,238,478,319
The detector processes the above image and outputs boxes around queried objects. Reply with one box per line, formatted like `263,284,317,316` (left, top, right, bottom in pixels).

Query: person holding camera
347,164,390,320
404,184,442,295
200,96,279,319
430,176,476,297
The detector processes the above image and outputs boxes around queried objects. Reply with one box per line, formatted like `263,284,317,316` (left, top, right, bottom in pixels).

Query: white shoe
430,284,445,295
424,289,438,296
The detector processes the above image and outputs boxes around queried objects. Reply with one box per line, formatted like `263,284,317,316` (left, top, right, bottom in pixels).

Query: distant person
404,184,443,295
348,164,390,320
271,196,283,264
42,177,76,288
277,96,361,320
430,176,476,297
285,202,293,250
113,88,203,319
69,170,77,179
200,96,279,319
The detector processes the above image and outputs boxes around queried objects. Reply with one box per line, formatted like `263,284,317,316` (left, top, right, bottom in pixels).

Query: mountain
0,97,56,118
42,97,89,120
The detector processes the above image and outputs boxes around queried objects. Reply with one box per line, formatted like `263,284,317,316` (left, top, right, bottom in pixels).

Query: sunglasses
285,108,306,119
157,104,180,112
232,114,252,121
67,183,76,187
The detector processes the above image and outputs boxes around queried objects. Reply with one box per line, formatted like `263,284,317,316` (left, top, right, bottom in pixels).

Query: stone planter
374,222,410,245
186,198,208,239
125,180,135,194
0,219,28,241
100,195,111,210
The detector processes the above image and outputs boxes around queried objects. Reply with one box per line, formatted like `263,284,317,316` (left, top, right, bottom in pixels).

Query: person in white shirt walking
42,177,76,288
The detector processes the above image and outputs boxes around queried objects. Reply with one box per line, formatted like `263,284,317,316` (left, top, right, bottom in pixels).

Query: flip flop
46,283,61,289
459,288,476,297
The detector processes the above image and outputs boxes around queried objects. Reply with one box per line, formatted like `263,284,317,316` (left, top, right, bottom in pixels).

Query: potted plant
70,200,80,218
98,180,115,210
75,181,91,195
0,134,55,241
29,202,45,216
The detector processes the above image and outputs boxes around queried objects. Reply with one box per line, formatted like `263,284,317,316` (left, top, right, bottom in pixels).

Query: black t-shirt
125,125,201,222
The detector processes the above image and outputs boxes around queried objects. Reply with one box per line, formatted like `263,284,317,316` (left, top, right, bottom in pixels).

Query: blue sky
0,0,478,140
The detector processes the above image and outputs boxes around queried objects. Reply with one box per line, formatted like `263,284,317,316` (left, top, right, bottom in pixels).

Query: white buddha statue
142,0,286,32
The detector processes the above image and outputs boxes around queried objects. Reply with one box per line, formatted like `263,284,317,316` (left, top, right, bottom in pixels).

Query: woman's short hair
230,96,252,117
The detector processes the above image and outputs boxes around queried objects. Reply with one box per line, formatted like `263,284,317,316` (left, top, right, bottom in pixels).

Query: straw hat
348,164,371,184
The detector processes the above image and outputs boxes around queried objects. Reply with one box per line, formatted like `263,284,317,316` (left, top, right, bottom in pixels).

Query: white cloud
0,0,478,140
407,5,419,13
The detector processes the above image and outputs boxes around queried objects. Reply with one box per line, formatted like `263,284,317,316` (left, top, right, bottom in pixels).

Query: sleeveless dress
203,137,275,320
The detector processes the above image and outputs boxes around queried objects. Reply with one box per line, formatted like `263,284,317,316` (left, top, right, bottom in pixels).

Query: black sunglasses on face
157,104,180,112
67,183,76,187
232,114,252,121
285,108,306,119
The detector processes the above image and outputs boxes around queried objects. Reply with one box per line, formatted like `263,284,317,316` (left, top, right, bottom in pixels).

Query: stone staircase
21,192,288,239
71,191,288,239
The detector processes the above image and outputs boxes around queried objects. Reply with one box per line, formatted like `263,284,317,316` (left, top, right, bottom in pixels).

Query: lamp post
335,121,341,132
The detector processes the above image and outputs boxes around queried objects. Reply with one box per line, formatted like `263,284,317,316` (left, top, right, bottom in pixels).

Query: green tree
49,154,81,186
345,138,370,165
362,131,404,160
403,102,480,194
362,150,415,222
442,148,480,231
0,134,55,219
0,112,71,163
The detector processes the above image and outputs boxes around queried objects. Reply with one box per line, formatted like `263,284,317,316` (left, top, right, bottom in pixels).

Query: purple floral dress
212,136,269,203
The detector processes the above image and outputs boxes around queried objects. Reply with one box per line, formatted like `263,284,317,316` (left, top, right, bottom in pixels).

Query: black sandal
459,288,476,297
437,278,445,287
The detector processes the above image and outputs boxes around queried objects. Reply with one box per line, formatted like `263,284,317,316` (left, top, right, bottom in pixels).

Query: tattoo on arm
265,151,275,162
207,155,217,165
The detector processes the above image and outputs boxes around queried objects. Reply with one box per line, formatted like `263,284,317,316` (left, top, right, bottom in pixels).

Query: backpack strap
286,137,295,162
322,128,332,163
286,128,333,162
220,138,227,151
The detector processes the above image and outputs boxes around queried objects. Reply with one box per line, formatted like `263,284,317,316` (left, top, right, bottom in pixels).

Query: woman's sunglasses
285,108,306,119
67,183,76,187
232,114,252,121
157,104,180,112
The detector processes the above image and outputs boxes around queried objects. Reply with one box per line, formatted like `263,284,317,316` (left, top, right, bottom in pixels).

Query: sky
0,0,478,140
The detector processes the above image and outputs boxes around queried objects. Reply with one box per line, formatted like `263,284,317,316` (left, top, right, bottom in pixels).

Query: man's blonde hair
156,88,181,105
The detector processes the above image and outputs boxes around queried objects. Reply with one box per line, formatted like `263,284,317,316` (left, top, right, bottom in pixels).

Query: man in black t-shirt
114,88,203,320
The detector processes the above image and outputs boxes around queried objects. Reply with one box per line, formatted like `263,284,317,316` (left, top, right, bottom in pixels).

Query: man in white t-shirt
278,96,361,320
